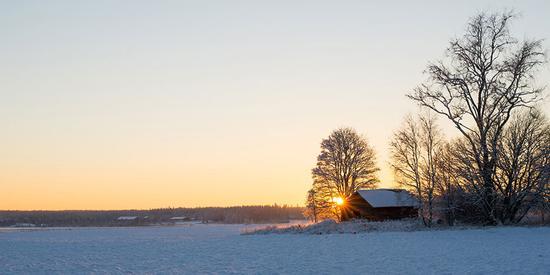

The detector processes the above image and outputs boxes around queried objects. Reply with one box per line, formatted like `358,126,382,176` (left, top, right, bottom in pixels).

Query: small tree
304,189,319,223
390,114,443,226
304,188,335,222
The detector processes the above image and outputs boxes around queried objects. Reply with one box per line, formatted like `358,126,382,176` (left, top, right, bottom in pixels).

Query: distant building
169,217,192,224
341,189,419,221
117,216,138,221
12,223,36,228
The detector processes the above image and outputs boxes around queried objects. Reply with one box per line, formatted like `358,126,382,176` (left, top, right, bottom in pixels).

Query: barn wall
342,193,418,221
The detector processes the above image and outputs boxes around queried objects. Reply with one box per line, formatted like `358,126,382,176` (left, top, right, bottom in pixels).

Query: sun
333,197,345,206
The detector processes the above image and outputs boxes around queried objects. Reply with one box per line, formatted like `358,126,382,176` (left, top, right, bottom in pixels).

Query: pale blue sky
1,0,549,209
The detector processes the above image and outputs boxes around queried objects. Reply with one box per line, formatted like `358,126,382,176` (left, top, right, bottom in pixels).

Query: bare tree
419,115,441,226
390,116,423,221
390,114,443,226
495,109,550,224
309,127,379,221
434,142,461,226
304,187,336,222
304,189,319,223
542,178,550,223
408,11,546,224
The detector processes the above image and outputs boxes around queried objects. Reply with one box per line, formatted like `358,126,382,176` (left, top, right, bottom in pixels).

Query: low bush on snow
243,219,429,235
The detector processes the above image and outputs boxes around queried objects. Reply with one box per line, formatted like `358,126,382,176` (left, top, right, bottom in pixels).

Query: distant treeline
0,205,305,227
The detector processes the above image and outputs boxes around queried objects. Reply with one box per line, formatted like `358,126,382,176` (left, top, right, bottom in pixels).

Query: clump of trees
391,111,550,226
305,11,549,226
396,11,549,225
304,127,379,221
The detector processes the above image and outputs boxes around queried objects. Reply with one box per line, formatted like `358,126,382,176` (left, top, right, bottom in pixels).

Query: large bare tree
309,127,379,220
408,11,546,223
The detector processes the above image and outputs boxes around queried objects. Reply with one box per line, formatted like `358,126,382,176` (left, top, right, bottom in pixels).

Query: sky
1,0,549,210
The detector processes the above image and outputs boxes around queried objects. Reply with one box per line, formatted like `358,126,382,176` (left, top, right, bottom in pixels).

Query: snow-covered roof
357,189,418,208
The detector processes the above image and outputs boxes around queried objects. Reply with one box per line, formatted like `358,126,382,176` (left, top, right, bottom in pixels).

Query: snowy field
1,224,549,274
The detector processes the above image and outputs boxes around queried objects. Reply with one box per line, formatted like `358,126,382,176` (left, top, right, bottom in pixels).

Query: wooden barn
341,189,418,221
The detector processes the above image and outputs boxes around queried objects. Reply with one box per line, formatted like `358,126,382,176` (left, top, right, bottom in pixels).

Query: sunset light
333,197,345,206
2,1,549,274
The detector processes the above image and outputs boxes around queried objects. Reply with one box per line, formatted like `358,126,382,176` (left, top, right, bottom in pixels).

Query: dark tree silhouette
408,11,546,224
495,110,550,223
308,127,379,221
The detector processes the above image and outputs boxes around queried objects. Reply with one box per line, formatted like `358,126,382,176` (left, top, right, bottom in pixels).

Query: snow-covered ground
1,224,549,274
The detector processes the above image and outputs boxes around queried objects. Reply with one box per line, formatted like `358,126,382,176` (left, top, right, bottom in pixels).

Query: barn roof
356,189,418,208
